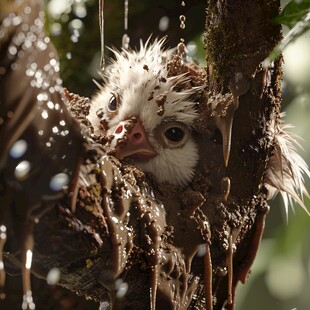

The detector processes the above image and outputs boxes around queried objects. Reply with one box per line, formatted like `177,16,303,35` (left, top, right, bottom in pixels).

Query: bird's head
88,38,205,187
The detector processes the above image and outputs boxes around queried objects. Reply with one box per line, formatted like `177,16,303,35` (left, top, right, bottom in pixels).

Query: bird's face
88,39,202,187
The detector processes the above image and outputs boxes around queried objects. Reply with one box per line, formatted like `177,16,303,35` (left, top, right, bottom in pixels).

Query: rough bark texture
199,1,283,308
0,0,283,309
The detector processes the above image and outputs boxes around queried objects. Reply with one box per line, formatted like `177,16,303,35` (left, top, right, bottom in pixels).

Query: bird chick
88,38,204,187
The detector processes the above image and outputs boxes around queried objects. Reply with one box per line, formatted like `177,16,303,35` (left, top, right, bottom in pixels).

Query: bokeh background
44,0,310,309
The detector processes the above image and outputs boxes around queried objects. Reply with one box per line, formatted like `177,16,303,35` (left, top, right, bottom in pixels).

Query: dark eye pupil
165,127,185,142
108,95,117,111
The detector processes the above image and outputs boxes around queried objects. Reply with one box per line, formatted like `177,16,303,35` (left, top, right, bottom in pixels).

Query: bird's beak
112,119,158,162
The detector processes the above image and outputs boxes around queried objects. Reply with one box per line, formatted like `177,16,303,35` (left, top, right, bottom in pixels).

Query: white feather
265,113,310,218
88,38,204,187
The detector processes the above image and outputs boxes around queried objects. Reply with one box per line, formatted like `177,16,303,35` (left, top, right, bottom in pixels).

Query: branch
0,1,292,310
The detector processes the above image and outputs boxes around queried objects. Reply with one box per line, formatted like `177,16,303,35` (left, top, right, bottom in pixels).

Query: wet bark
198,0,282,308
0,1,282,310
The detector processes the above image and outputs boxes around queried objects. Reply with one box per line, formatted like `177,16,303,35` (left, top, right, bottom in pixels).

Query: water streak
99,0,105,71
124,0,129,31
122,0,130,49
22,226,35,310
0,225,7,300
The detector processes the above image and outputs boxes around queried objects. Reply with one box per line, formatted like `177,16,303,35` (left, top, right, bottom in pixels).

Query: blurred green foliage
44,0,205,97
275,0,310,28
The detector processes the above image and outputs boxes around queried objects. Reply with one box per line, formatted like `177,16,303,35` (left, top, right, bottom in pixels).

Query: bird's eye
108,94,118,112
164,127,185,143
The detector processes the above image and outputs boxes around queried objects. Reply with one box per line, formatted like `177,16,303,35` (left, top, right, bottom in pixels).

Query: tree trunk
0,0,282,309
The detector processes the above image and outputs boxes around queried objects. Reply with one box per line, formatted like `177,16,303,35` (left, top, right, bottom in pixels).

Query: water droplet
9,140,28,159
60,130,69,136
181,1,186,6
12,16,22,26
0,225,7,297
66,52,72,60
37,92,48,102
122,33,130,50
41,110,48,119
115,279,128,299
22,290,35,310
52,126,59,134
24,6,32,15
179,15,186,29
59,120,66,126
50,22,62,36
196,244,207,257
47,268,61,285
25,250,33,270
216,266,228,277
8,45,17,56
47,101,54,109
74,4,87,18
49,173,69,191
14,161,31,180
159,16,169,32
69,19,84,34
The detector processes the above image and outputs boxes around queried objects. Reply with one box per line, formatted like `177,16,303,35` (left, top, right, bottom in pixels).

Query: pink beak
114,119,157,161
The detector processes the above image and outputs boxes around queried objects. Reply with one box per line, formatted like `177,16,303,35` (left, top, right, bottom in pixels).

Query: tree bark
0,1,283,309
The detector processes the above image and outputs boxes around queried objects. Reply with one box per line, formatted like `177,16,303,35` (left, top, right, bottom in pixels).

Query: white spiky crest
89,37,200,133
88,38,203,187
265,113,310,218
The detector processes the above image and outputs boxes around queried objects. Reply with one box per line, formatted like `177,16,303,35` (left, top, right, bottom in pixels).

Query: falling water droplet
73,4,87,19
122,34,130,50
122,0,130,49
49,173,69,191
9,140,28,159
14,161,31,180
181,1,186,6
115,279,128,299
0,225,7,300
179,15,186,29
158,16,169,32
21,229,35,310
47,268,61,285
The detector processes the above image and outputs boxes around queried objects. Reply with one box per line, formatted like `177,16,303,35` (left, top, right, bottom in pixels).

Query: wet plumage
88,39,203,187
266,113,310,217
